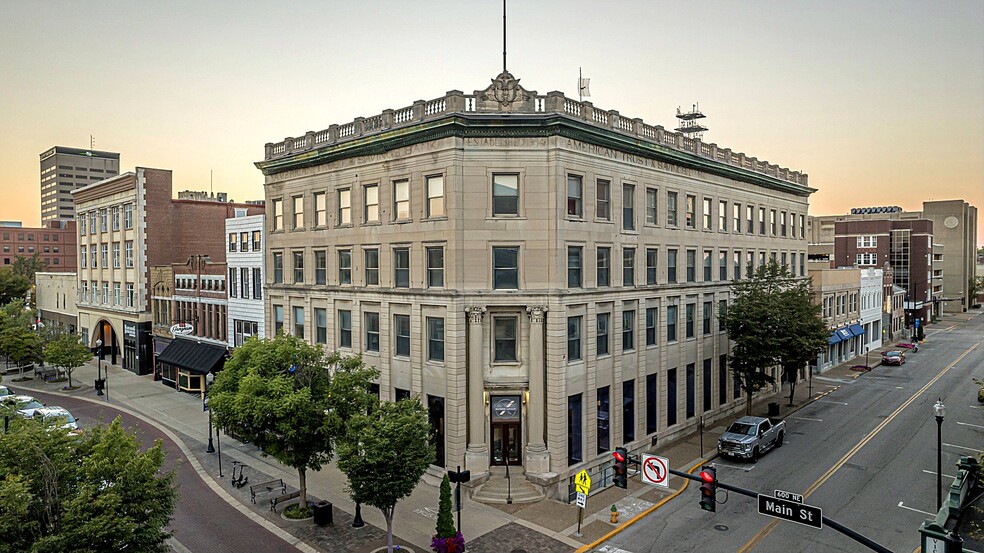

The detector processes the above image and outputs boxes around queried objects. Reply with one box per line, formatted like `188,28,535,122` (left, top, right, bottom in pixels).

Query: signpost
757,490,822,529
641,454,670,489
574,469,591,537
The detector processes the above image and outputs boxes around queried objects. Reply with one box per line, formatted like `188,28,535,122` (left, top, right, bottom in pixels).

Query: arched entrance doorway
92,319,119,366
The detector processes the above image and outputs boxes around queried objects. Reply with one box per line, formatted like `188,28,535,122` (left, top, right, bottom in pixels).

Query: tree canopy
0,416,176,553
208,334,379,507
0,269,31,307
42,333,93,388
11,253,48,285
0,300,41,369
721,260,829,413
337,398,432,553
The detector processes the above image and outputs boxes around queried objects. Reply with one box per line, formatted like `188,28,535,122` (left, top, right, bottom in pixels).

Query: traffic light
699,465,717,512
613,447,628,489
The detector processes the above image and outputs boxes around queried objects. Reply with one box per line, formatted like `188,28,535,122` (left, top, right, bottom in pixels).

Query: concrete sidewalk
3,322,950,553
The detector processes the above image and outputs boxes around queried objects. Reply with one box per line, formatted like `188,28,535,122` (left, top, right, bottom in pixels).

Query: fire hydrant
610,504,619,523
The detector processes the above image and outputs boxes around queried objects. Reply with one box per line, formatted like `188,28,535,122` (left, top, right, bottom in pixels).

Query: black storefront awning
156,338,227,375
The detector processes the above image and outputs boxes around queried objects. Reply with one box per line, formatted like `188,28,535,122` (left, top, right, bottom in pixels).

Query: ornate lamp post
934,398,945,512
205,372,216,454
94,339,104,396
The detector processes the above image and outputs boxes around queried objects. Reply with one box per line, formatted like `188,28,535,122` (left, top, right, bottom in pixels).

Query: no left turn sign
641,454,669,488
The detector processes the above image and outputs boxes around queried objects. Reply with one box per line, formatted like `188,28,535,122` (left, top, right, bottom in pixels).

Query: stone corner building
256,72,815,500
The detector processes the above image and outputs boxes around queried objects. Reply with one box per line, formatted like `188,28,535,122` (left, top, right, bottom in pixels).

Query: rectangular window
667,305,678,341
293,306,305,337
703,197,712,230
292,195,304,229
597,386,610,454
240,232,249,253
667,249,678,283
492,174,519,216
101,244,108,267
79,215,86,235
427,317,445,361
365,312,380,352
646,187,658,225
426,175,444,218
646,307,657,346
241,267,249,298
567,316,582,361
746,251,755,278
314,192,326,227
686,249,696,282
857,235,878,248
686,303,695,338
113,283,121,305
597,247,610,287
747,205,754,234
623,379,635,443
273,252,284,284
719,355,729,406
800,214,806,239
273,305,283,334
622,310,635,352
252,231,261,251
337,189,351,225
667,191,678,226
493,317,518,362
759,207,766,234
686,194,696,228
492,246,519,289
719,251,727,281
338,310,352,348
394,180,410,220
799,253,805,276
719,299,728,332
596,179,610,220
597,313,610,356
364,184,379,222
80,247,87,268
780,211,787,237
622,247,635,287
228,268,238,299
126,283,134,308
89,212,96,234
622,184,635,230
100,209,107,232
122,240,133,268
686,363,696,419
428,395,446,467
646,248,658,285
733,203,741,233
364,249,379,285
272,198,283,230
338,249,352,284
229,233,237,251
102,282,108,304
667,368,678,426
568,394,583,465
394,314,411,356
426,247,444,287
719,200,727,231
292,251,304,283
703,301,712,335
567,175,583,217
567,246,583,288
394,247,410,288
646,373,658,434
770,209,777,235
253,267,262,299
703,359,712,413
111,206,120,231
703,250,712,281
315,308,327,344
314,250,327,285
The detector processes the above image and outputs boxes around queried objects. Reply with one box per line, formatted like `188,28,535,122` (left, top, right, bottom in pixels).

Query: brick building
73,168,263,375
809,265,862,371
0,220,78,271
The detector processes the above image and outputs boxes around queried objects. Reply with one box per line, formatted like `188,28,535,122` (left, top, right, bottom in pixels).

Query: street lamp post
94,339,104,396
934,398,945,512
205,372,216,454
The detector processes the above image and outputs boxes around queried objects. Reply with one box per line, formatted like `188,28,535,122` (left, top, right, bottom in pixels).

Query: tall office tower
40,146,120,223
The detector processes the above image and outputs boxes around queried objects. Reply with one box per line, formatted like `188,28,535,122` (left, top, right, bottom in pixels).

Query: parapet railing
265,90,808,187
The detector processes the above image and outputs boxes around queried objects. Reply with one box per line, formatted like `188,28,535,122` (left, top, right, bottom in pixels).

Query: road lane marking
715,461,756,471
789,416,823,422
957,421,984,430
897,502,935,516
922,469,957,480
943,442,982,453
738,343,979,553
816,400,848,405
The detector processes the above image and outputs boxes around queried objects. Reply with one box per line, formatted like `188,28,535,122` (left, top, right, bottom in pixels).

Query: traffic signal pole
666,467,892,553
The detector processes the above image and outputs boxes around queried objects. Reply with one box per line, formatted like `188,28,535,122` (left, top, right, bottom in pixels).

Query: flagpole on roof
502,0,507,72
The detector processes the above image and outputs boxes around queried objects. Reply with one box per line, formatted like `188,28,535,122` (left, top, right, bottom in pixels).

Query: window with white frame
394,180,410,220
492,174,519,216
364,184,379,222
857,235,877,248
856,253,877,266
292,195,304,229
126,283,134,307
426,175,444,218
338,189,351,225
124,203,133,229
314,192,327,227
125,241,133,267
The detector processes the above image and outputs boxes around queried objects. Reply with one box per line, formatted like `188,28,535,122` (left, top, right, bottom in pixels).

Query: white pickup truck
717,416,786,462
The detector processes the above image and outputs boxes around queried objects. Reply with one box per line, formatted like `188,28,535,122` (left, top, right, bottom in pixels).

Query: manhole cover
714,524,729,531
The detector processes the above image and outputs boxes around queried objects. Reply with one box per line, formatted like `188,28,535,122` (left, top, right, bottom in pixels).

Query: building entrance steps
471,466,545,505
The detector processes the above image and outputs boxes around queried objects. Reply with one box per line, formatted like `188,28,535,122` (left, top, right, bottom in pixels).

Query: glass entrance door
491,422,521,465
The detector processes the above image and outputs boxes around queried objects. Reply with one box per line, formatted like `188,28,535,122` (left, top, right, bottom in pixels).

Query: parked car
33,406,81,435
0,394,45,417
881,350,906,365
0,385,13,397
717,415,786,462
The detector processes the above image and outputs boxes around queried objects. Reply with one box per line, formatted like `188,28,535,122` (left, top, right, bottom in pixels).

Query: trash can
313,501,333,526
768,402,780,417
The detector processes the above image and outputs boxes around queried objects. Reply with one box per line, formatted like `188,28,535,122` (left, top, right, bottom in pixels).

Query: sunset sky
1,1,981,241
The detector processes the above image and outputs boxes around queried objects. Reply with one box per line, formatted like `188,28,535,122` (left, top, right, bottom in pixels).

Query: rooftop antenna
90,135,95,149
210,170,214,197
502,0,507,72
675,102,708,141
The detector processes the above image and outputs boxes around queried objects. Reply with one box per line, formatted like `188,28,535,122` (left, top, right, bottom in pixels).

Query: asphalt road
597,311,984,553
22,391,299,553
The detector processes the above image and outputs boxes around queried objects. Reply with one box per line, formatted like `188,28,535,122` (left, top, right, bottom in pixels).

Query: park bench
34,365,60,382
270,490,301,512
249,478,285,503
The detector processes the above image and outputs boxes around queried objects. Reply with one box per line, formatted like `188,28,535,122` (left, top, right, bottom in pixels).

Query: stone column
464,306,489,479
525,306,551,474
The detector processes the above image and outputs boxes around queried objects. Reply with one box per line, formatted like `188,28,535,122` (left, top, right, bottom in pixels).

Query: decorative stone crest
465,306,487,324
475,71,535,113
526,306,548,324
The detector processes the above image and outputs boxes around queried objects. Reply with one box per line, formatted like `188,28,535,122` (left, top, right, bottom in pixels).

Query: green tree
42,332,93,389
0,269,31,307
0,300,41,370
11,253,48,285
722,260,827,414
208,334,378,508
0,416,176,553
338,398,433,553
436,475,455,539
